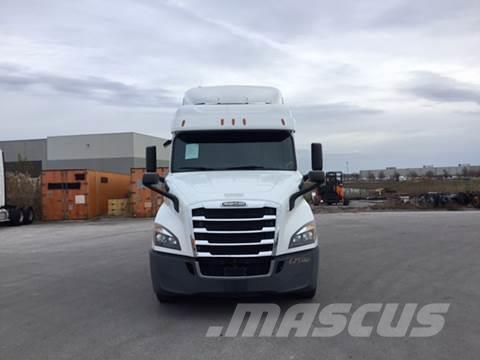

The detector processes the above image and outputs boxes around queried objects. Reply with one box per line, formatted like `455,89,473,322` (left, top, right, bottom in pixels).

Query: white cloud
0,0,479,170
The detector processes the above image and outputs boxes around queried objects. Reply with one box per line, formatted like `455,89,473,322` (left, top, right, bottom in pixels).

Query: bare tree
425,170,435,179
393,171,400,182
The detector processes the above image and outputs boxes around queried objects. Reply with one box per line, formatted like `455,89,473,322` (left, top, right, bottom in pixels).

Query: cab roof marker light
281,118,286,126
220,118,224,126
181,120,186,127
232,118,236,126
242,118,247,126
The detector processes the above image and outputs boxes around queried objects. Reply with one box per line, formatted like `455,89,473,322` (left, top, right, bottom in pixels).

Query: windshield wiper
222,165,267,170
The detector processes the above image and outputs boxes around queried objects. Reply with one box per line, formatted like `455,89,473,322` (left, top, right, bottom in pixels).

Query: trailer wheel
9,207,24,226
22,207,34,225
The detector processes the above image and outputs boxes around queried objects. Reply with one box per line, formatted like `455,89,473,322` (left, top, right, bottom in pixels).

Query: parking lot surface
1,211,479,359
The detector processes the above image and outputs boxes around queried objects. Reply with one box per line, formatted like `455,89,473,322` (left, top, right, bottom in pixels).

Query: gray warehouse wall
0,139,47,176
45,132,170,174
132,133,170,162
0,139,47,163
2,133,170,175
46,158,136,175
47,133,134,160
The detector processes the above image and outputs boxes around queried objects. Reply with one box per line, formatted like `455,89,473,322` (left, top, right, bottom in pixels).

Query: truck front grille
192,206,276,257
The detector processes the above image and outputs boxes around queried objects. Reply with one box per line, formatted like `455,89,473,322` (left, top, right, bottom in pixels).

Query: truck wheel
472,195,480,209
9,207,24,226
22,207,34,225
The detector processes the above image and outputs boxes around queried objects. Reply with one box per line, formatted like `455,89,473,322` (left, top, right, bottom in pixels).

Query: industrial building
359,164,480,180
0,132,170,176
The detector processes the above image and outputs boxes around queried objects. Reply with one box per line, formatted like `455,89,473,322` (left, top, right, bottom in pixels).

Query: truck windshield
171,130,296,172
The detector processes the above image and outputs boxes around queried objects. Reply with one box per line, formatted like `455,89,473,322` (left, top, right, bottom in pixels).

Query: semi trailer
142,86,325,301
0,149,35,226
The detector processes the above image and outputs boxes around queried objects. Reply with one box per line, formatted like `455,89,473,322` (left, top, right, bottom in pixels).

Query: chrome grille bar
192,206,276,257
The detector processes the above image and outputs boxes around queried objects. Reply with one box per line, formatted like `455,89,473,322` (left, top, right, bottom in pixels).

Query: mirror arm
289,182,319,211
144,183,179,212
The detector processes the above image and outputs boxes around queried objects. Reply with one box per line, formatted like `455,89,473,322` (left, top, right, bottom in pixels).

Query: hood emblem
222,201,247,207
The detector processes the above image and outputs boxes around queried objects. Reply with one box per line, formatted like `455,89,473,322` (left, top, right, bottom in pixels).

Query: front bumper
149,247,319,296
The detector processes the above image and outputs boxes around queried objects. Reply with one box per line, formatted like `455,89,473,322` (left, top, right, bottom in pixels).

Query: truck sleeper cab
143,86,324,301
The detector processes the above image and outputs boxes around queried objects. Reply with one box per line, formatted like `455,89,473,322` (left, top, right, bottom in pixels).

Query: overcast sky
1,0,479,171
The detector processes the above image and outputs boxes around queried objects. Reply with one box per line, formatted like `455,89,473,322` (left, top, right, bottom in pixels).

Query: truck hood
167,170,302,207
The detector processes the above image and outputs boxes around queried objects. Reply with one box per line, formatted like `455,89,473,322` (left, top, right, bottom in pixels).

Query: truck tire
9,207,24,226
472,195,480,209
22,207,34,225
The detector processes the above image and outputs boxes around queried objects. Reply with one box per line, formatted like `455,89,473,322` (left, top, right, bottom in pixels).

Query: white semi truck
0,149,35,226
142,86,325,301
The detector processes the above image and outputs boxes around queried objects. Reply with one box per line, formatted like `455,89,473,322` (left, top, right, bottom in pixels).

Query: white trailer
0,149,35,226
142,86,325,301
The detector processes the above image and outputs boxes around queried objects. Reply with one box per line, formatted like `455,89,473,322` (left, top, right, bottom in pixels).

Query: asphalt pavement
1,211,479,359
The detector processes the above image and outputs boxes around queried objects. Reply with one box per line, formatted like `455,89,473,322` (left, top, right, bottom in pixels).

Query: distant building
0,132,170,176
359,164,480,180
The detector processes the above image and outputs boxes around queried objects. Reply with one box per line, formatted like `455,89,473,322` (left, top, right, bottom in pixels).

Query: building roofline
0,137,46,143
46,131,167,139
1,131,170,142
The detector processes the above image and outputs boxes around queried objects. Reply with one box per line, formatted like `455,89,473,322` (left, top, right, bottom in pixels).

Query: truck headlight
153,224,181,250
289,222,316,248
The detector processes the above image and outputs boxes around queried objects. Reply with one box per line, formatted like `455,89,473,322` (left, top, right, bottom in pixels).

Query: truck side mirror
146,146,157,173
143,172,160,186
144,146,164,186
142,172,160,187
311,143,323,171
